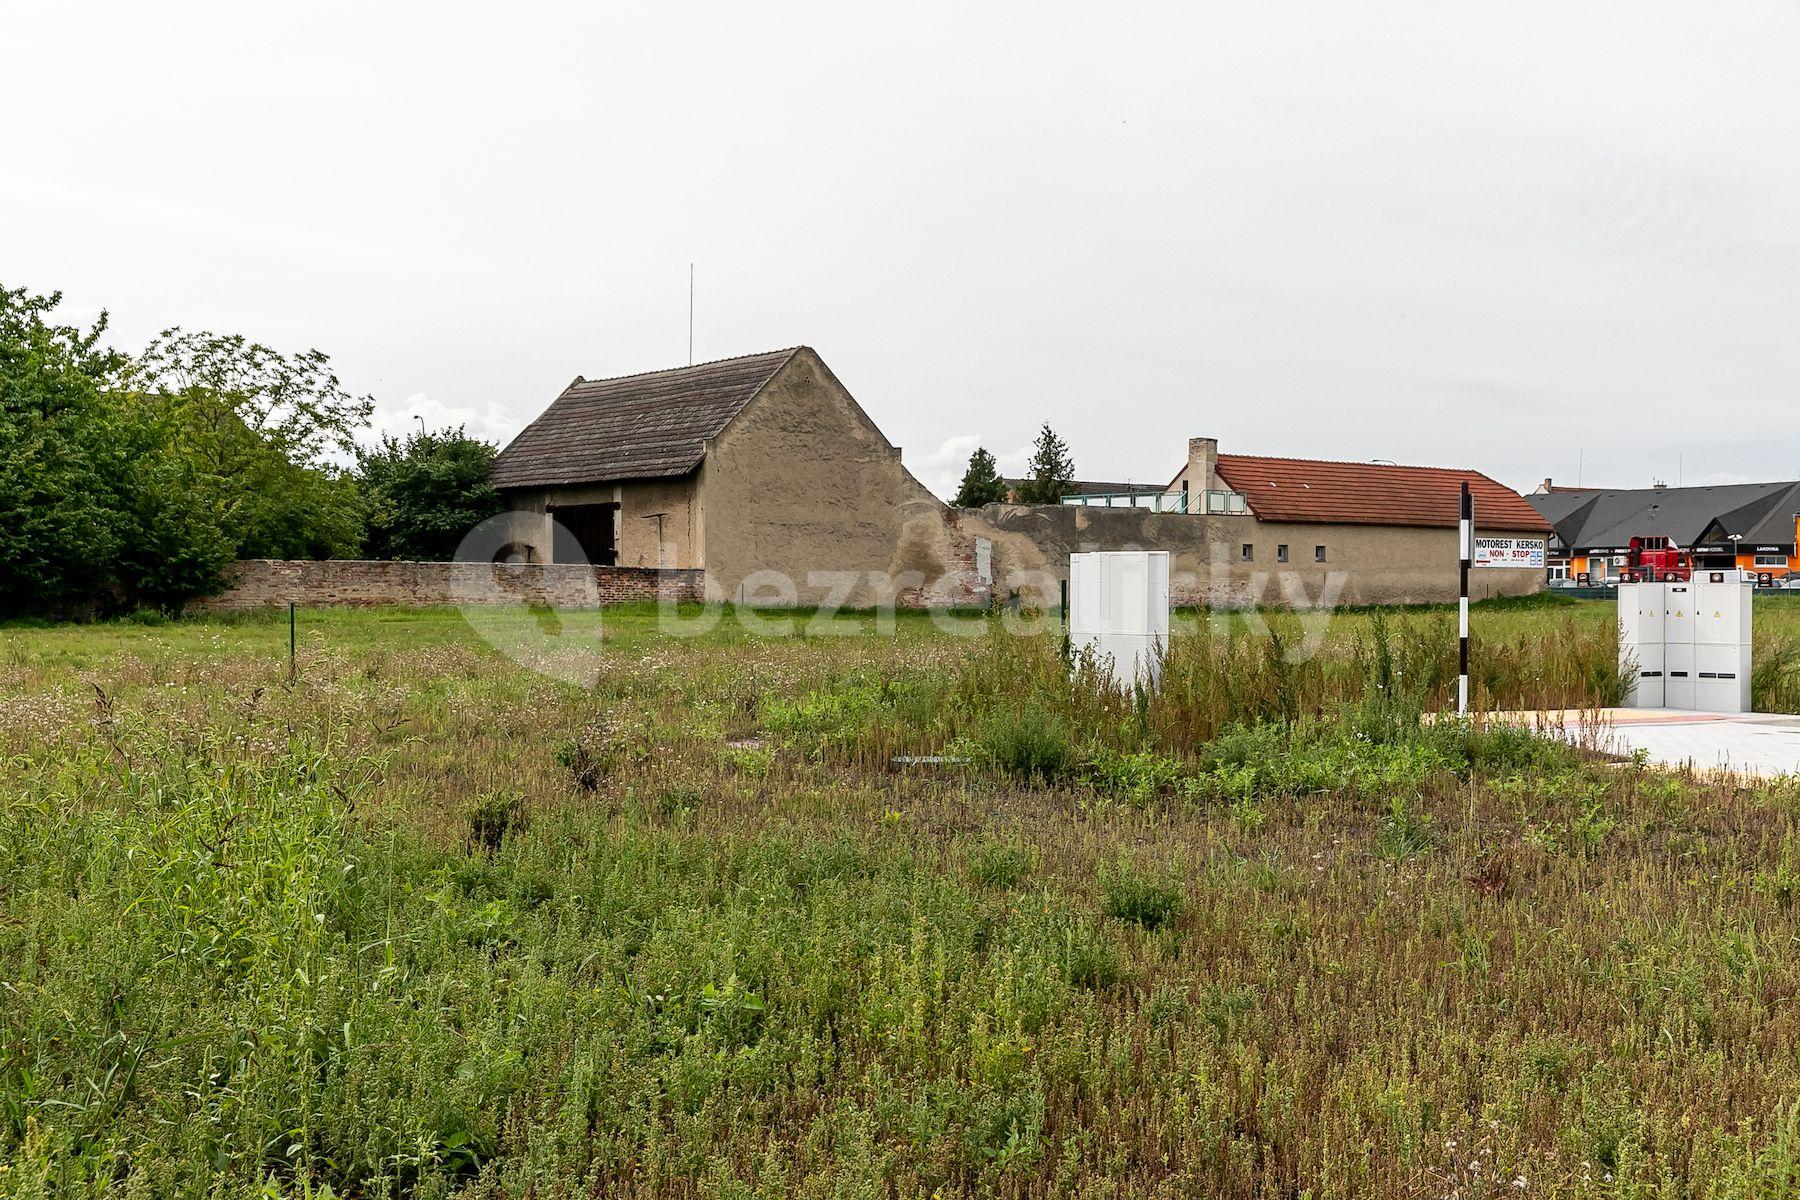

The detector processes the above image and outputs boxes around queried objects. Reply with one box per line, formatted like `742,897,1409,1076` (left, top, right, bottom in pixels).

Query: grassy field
7,597,1800,1197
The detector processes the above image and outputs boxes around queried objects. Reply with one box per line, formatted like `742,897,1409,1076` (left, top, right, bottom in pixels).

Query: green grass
4,600,1800,1197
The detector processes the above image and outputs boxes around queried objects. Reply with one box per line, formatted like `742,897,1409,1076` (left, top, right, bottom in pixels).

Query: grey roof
491,348,801,490
1526,490,1601,530
1527,480,1800,550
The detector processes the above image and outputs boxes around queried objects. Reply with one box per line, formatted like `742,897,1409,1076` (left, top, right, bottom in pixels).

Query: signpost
1458,482,1471,715
1456,517,1551,714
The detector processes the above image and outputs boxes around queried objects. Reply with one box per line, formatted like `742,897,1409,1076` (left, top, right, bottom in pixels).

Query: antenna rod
688,263,694,365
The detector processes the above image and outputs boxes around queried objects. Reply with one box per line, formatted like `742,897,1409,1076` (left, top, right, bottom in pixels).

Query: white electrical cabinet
1663,583,1698,710
1619,583,1665,708
1069,551,1170,689
1694,580,1753,713
1619,580,1752,713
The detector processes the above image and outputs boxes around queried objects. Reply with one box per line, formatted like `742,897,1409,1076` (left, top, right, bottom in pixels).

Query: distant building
490,347,953,606
988,437,1552,603
1526,479,1800,582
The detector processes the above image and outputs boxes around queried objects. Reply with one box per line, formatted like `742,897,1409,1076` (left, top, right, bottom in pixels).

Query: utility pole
1458,481,1473,715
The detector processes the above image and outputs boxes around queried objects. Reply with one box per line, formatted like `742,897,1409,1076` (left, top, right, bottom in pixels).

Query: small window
1276,544,1289,563
1754,554,1787,567
1240,543,1253,562
1314,545,1326,563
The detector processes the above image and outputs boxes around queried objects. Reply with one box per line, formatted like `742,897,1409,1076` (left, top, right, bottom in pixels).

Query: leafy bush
554,737,603,790
1376,796,1433,860
554,712,653,787
1086,746,1182,801
761,682,884,758
1754,636,1800,715
1461,720,1586,776
1099,861,1185,930
1192,716,1462,801
467,791,527,856
357,426,503,561
1,284,134,615
721,743,775,777
976,704,1073,781
1058,920,1128,989
968,838,1032,889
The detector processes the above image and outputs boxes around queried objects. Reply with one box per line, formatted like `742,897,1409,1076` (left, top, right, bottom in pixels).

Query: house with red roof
971,436,1551,605
1179,437,1551,594
1169,436,1549,546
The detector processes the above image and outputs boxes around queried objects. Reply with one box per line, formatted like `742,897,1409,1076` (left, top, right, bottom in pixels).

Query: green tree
1013,423,1076,505
0,289,375,616
109,391,237,610
357,426,503,560
951,446,1008,507
125,329,369,567
130,328,372,468
0,285,132,616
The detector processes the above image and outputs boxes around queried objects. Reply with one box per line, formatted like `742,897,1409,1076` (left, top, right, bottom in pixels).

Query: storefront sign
1472,536,1547,569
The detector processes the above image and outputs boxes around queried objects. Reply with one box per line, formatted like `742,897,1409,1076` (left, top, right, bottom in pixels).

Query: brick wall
187,560,706,612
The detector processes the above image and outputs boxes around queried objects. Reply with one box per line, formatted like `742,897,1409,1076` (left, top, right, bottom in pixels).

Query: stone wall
187,560,706,613
186,508,1542,615
950,504,1546,607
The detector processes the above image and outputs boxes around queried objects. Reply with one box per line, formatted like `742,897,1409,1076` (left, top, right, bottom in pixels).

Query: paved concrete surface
1498,709,1800,778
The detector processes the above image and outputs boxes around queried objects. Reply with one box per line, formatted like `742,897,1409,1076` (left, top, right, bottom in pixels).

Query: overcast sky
7,1,1798,498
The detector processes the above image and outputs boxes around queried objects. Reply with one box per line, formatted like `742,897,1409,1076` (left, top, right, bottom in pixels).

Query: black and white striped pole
1458,480,1472,715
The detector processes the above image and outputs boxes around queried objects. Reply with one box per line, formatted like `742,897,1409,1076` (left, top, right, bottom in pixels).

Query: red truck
1623,536,1691,582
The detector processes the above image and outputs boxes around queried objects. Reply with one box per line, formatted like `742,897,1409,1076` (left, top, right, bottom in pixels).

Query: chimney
1183,437,1219,509
1538,477,1553,494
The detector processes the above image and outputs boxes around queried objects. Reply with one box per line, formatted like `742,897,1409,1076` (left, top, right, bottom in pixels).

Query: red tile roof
1211,454,1551,532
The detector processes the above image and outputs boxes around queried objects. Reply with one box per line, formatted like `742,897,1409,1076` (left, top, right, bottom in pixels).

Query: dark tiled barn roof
1213,454,1551,532
491,348,800,489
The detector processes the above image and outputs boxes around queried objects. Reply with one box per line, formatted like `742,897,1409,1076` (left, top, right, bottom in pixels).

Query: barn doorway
550,503,618,566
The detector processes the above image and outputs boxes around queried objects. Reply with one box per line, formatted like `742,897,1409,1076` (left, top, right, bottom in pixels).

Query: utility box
1662,583,1698,710
1069,551,1170,689
1619,582,1665,708
1694,580,1753,713
1619,580,1752,713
